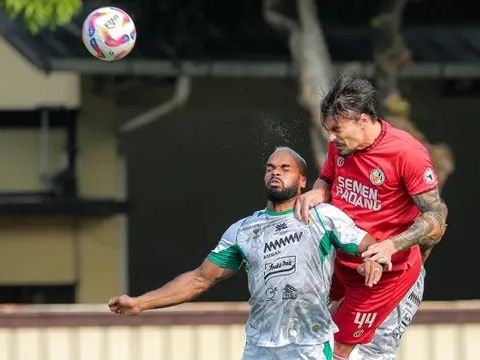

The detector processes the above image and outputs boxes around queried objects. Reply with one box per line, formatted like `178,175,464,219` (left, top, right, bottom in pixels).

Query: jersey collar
264,208,294,216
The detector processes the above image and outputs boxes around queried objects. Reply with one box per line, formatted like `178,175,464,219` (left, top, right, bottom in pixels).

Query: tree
0,0,81,33
372,0,454,191
263,0,332,168
264,0,454,190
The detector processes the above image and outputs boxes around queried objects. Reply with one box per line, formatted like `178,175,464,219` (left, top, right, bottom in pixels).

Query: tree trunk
263,0,333,168
373,0,454,190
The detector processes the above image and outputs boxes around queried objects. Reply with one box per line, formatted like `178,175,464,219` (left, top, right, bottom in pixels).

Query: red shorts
331,256,421,345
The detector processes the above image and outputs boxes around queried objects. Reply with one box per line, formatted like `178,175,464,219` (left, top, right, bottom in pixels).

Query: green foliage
0,0,82,33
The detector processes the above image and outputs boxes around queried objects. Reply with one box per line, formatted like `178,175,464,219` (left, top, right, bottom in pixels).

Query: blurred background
0,0,478,359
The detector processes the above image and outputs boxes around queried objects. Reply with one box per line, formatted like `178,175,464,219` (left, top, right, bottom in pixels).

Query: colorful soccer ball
82,7,136,61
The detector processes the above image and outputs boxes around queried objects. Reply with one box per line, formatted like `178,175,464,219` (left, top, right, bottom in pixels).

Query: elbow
426,222,448,246
436,222,448,244
192,270,214,296
437,204,448,243
441,202,448,220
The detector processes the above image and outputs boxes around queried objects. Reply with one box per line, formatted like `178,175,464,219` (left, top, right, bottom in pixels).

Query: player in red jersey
295,76,447,359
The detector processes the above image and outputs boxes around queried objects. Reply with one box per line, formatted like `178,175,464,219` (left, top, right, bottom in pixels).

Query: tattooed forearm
389,189,447,253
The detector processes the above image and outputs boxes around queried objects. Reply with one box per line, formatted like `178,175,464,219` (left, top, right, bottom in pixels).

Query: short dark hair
273,146,307,176
321,76,378,124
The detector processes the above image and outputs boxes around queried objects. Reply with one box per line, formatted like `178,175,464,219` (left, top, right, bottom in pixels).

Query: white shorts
242,339,333,360
350,267,426,360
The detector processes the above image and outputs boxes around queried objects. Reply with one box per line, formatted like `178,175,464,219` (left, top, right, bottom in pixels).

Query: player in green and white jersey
108,147,389,360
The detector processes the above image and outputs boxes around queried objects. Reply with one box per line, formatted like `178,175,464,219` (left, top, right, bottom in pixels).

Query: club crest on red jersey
336,156,345,167
369,168,385,186
423,168,436,184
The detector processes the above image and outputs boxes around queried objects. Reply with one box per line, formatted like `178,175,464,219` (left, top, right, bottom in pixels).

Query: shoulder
223,210,263,239
312,203,340,216
386,123,429,155
311,203,353,223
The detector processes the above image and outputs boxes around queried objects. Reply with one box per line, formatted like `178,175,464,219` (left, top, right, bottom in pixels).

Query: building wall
0,37,124,303
0,218,76,284
0,29,476,303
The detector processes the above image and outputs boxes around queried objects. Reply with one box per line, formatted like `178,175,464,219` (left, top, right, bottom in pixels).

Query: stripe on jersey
330,232,359,255
313,204,360,256
207,244,245,270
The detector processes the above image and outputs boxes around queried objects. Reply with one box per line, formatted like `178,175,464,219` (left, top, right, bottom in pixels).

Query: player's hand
294,187,329,224
357,260,383,287
361,240,394,271
108,294,142,316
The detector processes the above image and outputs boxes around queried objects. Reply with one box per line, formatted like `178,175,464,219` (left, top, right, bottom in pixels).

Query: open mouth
269,178,283,186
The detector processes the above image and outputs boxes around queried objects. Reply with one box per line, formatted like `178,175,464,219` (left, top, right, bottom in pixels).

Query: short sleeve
312,204,367,255
400,142,439,195
207,219,245,270
319,142,336,185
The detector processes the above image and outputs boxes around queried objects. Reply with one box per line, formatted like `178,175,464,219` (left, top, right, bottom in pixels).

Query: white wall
0,37,80,109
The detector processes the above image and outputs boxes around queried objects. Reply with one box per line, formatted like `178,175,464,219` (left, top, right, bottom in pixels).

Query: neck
266,198,297,213
358,120,382,149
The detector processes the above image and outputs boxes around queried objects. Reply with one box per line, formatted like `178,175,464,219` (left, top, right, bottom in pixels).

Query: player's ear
300,175,307,189
359,113,370,127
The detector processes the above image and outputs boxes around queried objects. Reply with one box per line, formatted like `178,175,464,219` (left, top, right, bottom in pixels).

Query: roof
1,1,480,77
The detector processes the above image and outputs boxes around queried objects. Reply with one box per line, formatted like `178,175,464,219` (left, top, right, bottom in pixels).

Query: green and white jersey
208,203,367,347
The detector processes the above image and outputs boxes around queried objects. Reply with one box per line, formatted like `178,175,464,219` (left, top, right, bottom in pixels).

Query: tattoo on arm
389,189,447,253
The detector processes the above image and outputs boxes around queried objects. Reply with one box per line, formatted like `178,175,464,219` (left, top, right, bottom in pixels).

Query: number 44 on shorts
354,312,377,329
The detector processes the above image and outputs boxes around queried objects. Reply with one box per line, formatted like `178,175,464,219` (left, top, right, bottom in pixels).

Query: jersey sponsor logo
263,232,303,253
369,168,385,186
423,167,436,185
354,312,377,329
244,222,276,240
336,156,345,167
336,176,382,211
264,250,281,259
353,329,365,338
275,223,288,232
265,287,278,301
264,256,296,283
281,284,297,299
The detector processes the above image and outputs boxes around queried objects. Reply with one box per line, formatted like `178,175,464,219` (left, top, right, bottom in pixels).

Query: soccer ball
82,7,136,61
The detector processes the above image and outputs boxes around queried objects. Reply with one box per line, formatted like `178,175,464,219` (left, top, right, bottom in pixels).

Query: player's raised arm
108,259,236,315
362,188,447,263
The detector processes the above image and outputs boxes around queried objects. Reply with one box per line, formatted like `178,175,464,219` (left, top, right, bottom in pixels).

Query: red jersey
320,120,438,271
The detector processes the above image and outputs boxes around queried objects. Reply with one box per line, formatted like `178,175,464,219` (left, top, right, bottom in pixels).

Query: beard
338,148,355,157
335,142,355,157
266,181,298,202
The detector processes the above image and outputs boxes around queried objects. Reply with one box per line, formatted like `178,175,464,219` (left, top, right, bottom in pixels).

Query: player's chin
266,189,288,202
339,148,354,157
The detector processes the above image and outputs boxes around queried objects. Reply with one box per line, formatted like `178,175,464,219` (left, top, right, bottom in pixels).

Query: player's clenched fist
108,294,142,316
